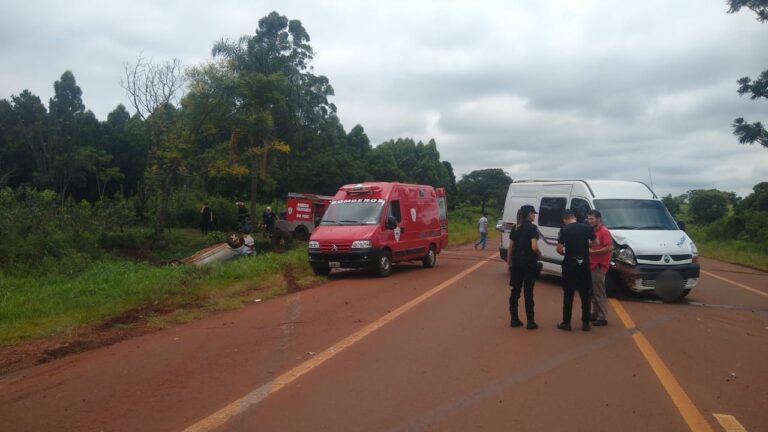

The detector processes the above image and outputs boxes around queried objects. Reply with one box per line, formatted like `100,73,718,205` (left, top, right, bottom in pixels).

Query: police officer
556,209,595,331
507,205,542,330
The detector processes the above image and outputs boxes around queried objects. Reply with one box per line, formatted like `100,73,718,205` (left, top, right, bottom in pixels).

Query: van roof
511,179,657,199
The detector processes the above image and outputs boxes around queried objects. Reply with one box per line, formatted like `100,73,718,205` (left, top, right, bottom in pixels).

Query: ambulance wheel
294,225,309,241
422,245,436,268
375,250,392,277
312,264,331,276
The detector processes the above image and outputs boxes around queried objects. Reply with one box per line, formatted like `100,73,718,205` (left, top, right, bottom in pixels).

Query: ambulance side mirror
385,216,398,230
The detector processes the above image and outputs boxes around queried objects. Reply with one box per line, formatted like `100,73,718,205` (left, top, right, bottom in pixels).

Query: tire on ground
422,245,437,268
375,250,393,277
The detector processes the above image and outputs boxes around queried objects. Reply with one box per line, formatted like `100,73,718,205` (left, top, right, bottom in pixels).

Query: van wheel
294,225,309,241
375,250,392,277
422,246,436,268
312,264,331,276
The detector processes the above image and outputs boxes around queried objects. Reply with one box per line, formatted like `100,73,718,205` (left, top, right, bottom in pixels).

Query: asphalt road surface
1,238,766,432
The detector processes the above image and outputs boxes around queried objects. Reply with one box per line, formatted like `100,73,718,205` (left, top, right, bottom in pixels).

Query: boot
510,311,523,327
526,312,537,330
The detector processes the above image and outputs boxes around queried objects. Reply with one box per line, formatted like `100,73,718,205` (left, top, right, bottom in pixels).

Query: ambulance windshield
321,199,385,225
594,199,678,230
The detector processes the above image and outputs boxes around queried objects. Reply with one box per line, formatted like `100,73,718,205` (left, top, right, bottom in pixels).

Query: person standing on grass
588,209,612,326
557,209,595,332
507,205,542,330
474,213,489,250
201,203,213,235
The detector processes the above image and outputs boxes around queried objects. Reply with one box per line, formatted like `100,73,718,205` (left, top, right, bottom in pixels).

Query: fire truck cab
308,182,448,277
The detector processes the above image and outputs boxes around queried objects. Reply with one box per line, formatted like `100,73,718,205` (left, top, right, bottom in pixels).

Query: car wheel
376,250,392,277
422,245,436,268
226,232,244,248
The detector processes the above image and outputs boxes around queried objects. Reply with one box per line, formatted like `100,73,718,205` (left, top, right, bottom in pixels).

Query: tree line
662,183,768,244
0,12,460,241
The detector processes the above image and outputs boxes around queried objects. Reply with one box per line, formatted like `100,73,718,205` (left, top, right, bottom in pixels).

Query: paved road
1,240,766,432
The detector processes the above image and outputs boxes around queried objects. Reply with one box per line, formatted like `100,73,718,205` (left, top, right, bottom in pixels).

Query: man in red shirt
588,210,612,326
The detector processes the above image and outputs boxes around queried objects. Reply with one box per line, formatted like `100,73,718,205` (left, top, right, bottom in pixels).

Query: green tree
456,168,513,211
688,189,729,223
728,1,768,148
662,193,681,216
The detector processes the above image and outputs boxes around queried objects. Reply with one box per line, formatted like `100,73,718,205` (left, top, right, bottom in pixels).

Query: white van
499,180,700,300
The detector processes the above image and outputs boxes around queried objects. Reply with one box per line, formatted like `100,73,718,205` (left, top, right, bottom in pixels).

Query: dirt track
1,238,766,431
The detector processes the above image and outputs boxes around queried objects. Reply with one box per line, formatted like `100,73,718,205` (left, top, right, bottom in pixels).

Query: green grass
695,240,768,271
0,247,320,345
448,205,500,246
685,225,768,271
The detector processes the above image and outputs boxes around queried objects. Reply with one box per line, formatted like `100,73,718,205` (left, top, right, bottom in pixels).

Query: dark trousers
510,262,537,322
201,220,211,235
562,266,592,323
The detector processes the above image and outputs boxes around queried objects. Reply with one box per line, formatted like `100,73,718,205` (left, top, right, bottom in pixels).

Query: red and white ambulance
308,182,448,276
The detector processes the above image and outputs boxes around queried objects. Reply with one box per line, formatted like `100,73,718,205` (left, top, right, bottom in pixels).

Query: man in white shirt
474,214,489,250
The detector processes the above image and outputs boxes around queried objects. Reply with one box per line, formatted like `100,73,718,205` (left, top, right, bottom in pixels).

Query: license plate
329,262,341,268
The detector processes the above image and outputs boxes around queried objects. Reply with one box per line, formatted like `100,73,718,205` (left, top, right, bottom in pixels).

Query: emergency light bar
341,184,381,194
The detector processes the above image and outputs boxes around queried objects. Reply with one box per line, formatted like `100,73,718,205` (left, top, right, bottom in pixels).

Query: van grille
320,244,351,252
637,254,692,262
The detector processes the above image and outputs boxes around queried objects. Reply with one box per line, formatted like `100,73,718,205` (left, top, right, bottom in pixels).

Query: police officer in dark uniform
507,204,542,330
556,209,596,331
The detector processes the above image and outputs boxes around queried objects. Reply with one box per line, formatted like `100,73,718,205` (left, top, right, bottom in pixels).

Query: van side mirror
386,216,398,230
676,220,686,232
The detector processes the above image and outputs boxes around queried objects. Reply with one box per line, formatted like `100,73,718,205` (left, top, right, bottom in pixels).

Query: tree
120,56,188,239
662,194,681,216
687,189,729,223
728,1,768,148
456,168,513,212
201,11,337,211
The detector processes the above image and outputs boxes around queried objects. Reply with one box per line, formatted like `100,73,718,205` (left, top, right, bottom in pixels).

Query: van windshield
320,200,385,226
593,199,678,230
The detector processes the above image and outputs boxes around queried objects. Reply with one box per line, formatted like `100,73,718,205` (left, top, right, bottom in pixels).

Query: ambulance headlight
351,240,372,249
615,246,636,266
308,241,320,249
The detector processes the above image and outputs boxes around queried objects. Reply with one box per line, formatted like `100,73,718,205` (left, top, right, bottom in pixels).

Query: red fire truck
275,192,334,241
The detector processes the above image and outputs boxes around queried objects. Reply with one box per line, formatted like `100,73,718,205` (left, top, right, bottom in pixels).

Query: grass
448,205,500,246
685,225,768,271
694,240,768,271
0,246,321,346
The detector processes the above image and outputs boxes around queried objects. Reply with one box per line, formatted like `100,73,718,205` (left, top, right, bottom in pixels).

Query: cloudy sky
2,0,766,197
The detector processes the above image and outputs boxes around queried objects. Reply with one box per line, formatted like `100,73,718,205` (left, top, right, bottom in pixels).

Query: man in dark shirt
556,209,595,331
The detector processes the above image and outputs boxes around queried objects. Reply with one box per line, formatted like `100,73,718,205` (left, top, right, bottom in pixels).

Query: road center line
609,298,714,432
701,270,768,298
712,413,748,432
182,254,499,432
